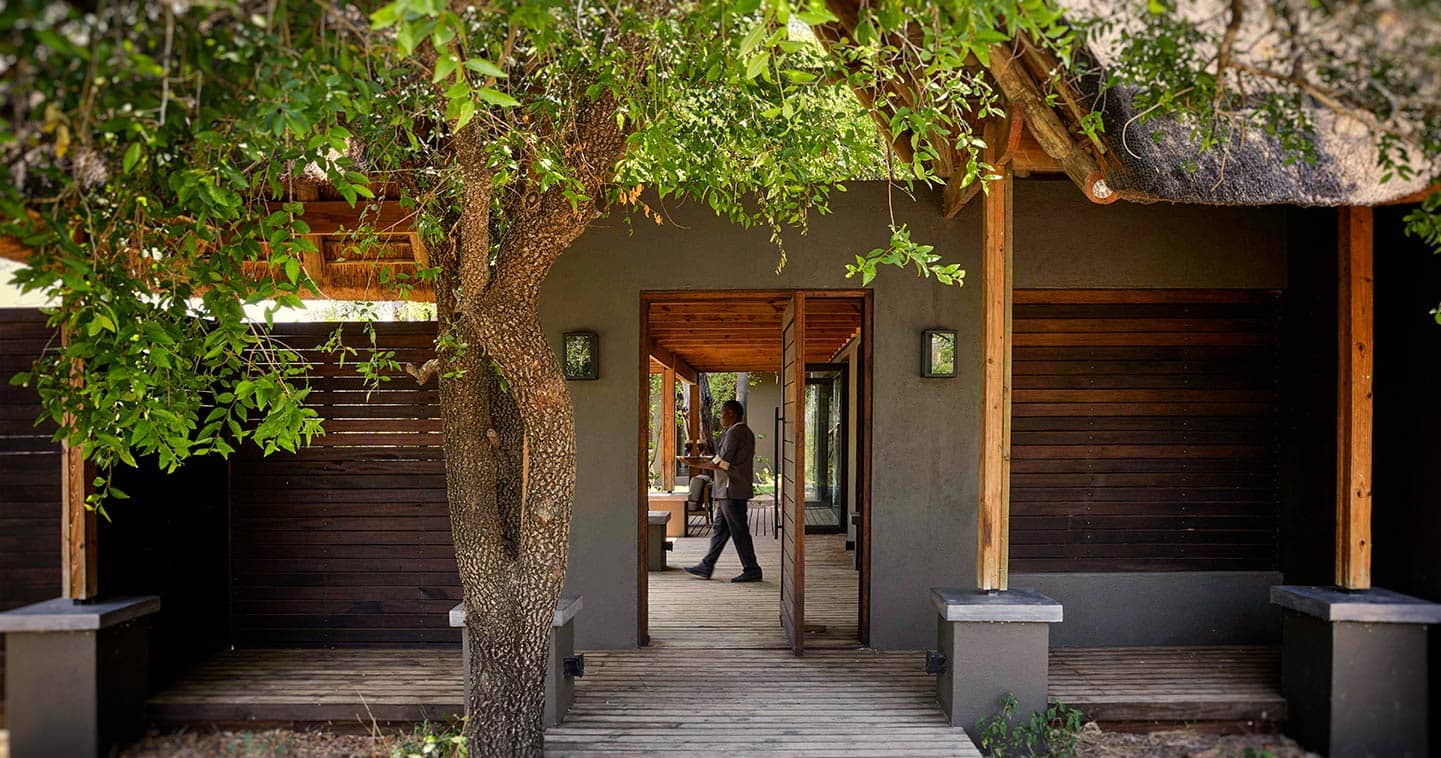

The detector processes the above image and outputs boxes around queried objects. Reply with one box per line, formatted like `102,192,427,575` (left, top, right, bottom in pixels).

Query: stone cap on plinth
647,510,672,525
450,595,583,629
1271,585,1441,624
930,587,1063,623
0,596,161,633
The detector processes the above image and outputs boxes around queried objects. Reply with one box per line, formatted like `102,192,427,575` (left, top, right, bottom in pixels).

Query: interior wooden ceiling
647,294,862,373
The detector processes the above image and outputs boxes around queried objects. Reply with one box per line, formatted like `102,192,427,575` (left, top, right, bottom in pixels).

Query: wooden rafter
647,340,699,385
645,294,862,373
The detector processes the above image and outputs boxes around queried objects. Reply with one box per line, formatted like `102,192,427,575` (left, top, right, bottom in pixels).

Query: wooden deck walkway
649,532,859,648
147,648,464,725
145,646,1284,745
547,648,979,756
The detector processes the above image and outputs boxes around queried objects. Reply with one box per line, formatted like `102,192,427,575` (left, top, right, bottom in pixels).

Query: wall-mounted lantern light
921,329,957,378
562,331,600,380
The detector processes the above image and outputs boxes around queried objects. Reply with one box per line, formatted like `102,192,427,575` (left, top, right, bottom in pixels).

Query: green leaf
122,143,142,174
745,52,770,80
433,54,458,84
454,99,477,130
370,3,402,29
396,23,418,56
475,86,520,107
740,22,767,56
795,8,838,25
464,58,507,78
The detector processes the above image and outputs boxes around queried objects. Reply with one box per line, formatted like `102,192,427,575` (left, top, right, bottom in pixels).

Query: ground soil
1075,723,1317,758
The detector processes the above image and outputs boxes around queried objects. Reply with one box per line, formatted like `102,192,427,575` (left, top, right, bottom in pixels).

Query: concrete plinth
930,588,1062,733
0,596,161,758
647,511,671,571
1272,585,1441,757
449,596,583,727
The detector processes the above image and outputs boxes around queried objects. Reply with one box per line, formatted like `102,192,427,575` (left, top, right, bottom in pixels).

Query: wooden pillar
661,365,677,493
686,381,700,448
1336,206,1374,590
977,118,1015,591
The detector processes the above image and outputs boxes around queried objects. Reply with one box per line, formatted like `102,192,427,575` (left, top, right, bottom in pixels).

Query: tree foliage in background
2,0,1439,753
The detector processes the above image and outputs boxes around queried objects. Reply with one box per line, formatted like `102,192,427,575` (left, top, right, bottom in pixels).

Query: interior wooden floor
648,532,860,649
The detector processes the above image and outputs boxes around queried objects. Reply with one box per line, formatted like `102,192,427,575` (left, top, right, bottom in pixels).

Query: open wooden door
780,293,806,654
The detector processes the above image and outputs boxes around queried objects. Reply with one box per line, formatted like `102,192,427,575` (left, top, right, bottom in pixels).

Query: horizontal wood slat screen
1010,290,1282,572
229,321,460,647
0,309,63,705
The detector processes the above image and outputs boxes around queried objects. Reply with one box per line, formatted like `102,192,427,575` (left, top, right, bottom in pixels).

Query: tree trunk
433,130,576,755
433,82,628,755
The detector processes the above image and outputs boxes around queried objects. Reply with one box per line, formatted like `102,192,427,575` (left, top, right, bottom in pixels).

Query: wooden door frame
636,289,873,648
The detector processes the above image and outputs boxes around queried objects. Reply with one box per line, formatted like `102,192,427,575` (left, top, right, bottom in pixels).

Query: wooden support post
977,118,1015,592
1336,206,1374,590
661,365,677,493
686,381,700,449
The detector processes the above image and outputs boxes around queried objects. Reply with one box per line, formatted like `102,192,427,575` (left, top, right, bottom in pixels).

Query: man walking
685,399,763,582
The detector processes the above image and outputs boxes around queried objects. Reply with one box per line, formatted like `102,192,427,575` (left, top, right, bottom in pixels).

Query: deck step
1049,645,1286,726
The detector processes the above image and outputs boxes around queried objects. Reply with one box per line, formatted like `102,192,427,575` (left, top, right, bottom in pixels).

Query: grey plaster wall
742,372,782,485
1013,571,1284,648
540,179,1288,650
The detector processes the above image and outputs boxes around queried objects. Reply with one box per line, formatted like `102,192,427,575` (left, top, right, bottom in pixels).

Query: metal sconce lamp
562,331,599,380
921,329,957,378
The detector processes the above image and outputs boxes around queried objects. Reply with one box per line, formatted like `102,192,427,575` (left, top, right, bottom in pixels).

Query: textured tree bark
433,81,629,754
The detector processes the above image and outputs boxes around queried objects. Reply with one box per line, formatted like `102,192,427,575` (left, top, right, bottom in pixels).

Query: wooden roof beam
987,43,1116,205
647,340,699,385
943,106,1027,219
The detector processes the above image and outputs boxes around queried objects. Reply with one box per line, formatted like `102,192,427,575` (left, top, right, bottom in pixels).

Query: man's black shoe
684,565,712,579
731,571,763,583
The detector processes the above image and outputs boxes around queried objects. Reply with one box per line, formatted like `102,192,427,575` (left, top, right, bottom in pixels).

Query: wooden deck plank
1048,645,1286,724
146,647,980,755
548,648,980,757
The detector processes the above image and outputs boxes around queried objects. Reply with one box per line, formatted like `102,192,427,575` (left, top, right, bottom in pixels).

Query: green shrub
390,719,467,758
976,693,1085,757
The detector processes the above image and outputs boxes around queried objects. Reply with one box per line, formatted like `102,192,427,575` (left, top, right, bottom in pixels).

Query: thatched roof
1059,0,1441,206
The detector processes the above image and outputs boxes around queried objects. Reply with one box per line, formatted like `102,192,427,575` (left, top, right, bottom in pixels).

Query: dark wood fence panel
0,309,62,715
1010,290,1282,572
229,321,459,647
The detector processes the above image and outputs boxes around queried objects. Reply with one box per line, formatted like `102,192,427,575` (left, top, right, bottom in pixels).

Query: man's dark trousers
698,498,761,574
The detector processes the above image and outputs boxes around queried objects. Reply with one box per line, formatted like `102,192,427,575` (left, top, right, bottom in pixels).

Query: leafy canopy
3,0,1439,508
